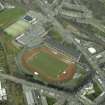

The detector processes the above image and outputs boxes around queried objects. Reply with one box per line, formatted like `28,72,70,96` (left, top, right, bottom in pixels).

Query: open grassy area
0,7,25,29
1,33,21,55
48,29,63,42
5,20,30,36
85,82,102,101
0,32,22,75
29,51,68,78
0,43,7,71
46,97,56,105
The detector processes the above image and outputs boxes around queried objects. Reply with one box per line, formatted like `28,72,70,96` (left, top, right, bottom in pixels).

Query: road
71,36,105,80
0,72,83,105
0,73,69,97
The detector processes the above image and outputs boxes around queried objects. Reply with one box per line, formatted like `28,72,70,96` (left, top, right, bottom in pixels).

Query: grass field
46,96,56,105
29,51,68,78
48,29,63,42
21,47,76,82
5,20,30,36
0,7,25,29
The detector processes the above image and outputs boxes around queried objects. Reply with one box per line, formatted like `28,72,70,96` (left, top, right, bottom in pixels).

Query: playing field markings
5,20,30,37
21,47,76,82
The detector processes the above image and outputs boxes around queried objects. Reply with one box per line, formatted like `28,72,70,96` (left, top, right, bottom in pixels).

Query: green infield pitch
5,20,30,37
0,7,25,28
29,52,68,78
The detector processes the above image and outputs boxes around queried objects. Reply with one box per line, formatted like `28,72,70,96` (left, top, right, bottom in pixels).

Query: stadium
20,47,76,83
16,45,89,90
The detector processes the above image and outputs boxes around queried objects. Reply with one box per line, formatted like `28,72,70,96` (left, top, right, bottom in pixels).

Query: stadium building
16,45,90,91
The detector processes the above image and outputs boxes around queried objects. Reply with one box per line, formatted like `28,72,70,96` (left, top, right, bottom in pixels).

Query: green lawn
29,52,68,77
5,20,30,36
49,30,63,42
0,7,25,29
46,97,56,105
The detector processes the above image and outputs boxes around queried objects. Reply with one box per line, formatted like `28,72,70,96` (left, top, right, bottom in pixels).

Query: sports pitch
21,47,76,82
5,20,30,37
29,51,68,78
